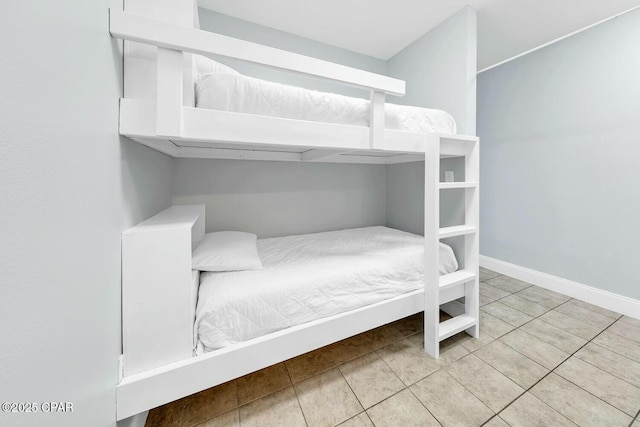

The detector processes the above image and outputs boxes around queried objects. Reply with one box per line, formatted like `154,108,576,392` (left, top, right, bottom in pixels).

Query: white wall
198,8,387,98
478,9,640,299
173,159,386,237
0,2,173,426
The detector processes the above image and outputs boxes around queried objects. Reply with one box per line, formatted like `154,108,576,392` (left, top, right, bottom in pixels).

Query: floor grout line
405,381,446,426
234,378,240,425
474,277,635,426
482,285,607,349
290,384,310,427
573,342,640,388
549,321,639,418
339,284,619,426
608,322,640,342
282,361,310,427
589,330,640,359
472,289,569,425
337,361,367,414
389,279,632,426
486,314,635,426
363,411,376,427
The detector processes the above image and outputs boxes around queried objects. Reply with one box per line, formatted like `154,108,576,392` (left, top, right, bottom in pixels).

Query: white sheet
195,72,457,135
195,226,458,353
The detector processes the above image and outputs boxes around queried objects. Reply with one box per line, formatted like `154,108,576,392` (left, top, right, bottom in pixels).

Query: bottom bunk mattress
195,226,458,353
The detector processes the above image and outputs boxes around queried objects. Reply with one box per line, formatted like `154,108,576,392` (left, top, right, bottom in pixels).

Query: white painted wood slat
439,182,477,189
369,91,385,149
439,314,477,341
109,9,405,95
439,225,477,239
439,270,476,290
423,131,440,358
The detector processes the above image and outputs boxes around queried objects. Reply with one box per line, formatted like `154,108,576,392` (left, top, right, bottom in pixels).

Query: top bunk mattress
195,226,458,353
194,58,457,135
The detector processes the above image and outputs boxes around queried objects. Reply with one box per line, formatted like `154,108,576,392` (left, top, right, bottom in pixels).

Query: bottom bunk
195,226,458,353
118,204,477,420
121,287,427,420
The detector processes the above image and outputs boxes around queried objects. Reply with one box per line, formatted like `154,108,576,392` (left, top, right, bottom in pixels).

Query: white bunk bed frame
111,0,480,420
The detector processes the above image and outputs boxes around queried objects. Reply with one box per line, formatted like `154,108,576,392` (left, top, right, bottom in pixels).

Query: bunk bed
111,1,479,421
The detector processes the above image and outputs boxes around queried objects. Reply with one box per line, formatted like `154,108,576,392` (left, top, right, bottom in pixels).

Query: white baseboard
117,411,148,427
480,255,640,319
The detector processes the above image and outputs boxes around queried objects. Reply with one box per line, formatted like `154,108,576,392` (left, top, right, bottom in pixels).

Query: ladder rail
423,135,441,358
464,139,480,337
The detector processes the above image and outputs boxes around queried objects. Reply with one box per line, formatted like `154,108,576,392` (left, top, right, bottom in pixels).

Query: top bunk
109,5,478,164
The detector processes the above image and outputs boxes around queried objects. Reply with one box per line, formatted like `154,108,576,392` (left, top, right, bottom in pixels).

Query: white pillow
193,54,239,77
192,231,263,272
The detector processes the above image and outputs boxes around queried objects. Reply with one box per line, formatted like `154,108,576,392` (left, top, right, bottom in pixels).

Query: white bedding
195,226,458,353
195,72,457,135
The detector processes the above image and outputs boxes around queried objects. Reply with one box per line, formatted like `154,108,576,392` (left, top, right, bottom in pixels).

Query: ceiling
198,0,640,70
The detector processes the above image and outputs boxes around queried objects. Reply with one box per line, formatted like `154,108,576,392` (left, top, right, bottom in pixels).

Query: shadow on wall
119,138,174,227
111,21,174,227
386,157,467,264
171,158,388,238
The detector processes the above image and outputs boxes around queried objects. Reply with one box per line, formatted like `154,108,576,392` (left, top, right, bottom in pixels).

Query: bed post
464,140,480,337
122,0,195,138
369,91,385,150
156,48,185,137
423,135,440,358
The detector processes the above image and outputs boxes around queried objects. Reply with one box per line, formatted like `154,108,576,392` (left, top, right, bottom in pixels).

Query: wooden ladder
424,135,479,358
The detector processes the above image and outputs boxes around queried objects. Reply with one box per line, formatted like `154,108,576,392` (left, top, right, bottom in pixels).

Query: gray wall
387,6,477,135
198,8,387,98
173,159,386,237
386,158,467,264
478,9,640,299
0,2,173,426
386,158,467,236
385,7,477,265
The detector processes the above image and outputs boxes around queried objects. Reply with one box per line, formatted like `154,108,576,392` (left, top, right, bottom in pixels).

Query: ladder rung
439,225,476,239
440,135,478,144
439,314,477,341
439,182,477,190
440,284,465,305
439,270,476,290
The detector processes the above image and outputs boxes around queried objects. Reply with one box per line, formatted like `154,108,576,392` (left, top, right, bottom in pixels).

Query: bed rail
109,10,405,96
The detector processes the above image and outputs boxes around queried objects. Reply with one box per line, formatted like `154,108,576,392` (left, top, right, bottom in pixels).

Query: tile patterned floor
146,269,640,427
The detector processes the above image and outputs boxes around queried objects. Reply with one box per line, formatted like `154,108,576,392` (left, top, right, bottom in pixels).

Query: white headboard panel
122,204,205,377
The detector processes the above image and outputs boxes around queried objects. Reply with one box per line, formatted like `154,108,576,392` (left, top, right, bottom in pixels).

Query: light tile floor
146,269,640,427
